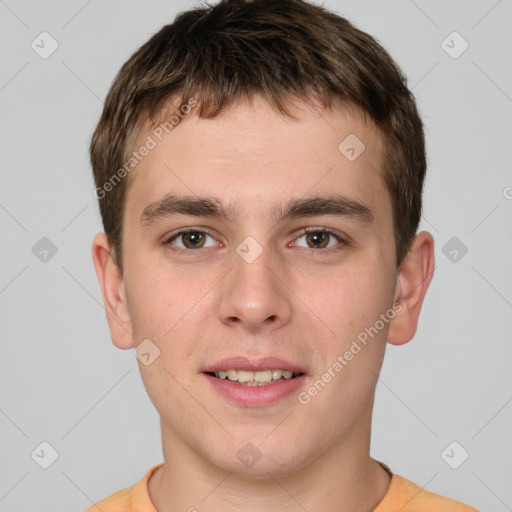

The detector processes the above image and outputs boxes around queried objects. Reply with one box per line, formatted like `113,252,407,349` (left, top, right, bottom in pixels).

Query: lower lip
202,373,306,407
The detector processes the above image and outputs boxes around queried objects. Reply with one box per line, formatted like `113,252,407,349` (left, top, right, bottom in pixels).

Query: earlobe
91,233,134,349
387,231,435,346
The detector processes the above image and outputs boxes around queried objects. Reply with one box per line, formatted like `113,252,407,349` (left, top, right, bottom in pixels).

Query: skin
92,94,434,512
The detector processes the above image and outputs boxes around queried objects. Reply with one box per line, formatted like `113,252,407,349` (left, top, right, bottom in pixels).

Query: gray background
1,0,511,510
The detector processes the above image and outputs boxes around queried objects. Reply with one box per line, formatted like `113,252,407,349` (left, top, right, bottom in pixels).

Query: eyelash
163,227,349,254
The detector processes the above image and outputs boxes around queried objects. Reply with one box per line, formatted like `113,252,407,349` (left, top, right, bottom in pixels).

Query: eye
292,228,347,250
164,228,219,251
163,227,348,253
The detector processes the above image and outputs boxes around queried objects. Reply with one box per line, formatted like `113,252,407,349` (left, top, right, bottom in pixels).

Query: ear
387,231,435,346
91,233,134,349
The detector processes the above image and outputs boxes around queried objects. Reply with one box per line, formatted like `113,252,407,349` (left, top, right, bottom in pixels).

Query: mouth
201,357,307,406
204,369,305,386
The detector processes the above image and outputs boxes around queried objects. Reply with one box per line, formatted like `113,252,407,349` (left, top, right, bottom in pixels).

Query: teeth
213,369,298,384
272,369,283,380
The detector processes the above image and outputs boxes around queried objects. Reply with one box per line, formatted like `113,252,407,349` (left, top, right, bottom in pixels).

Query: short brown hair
90,0,426,273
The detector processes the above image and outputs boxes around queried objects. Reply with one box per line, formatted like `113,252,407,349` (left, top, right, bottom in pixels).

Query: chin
207,436,312,480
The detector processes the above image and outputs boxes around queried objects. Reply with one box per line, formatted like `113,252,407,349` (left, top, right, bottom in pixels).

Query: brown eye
293,229,346,251
181,231,206,249
305,231,330,248
165,229,217,251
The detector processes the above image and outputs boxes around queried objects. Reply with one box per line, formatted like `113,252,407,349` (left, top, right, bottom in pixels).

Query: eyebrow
139,193,374,227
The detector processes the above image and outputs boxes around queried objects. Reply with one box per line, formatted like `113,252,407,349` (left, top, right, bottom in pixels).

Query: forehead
124,95,389,225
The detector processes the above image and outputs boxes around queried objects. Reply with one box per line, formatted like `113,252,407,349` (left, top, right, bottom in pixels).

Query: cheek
301,265,392,417
123,255,203,338
123,258,220,391
304,261,395,343
124,274,168,339
124,265,204,411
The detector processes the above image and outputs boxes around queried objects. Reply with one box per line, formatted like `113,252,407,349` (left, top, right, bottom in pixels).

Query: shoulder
375,474,481,512
82,463,163,512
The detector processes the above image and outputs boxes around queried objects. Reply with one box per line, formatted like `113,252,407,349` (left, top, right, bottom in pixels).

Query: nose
217,242,293,333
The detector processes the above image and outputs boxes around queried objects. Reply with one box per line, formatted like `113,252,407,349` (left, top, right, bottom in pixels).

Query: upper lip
203,356,306,374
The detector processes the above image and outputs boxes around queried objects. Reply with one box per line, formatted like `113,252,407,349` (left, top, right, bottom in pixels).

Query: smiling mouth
205,369,304,386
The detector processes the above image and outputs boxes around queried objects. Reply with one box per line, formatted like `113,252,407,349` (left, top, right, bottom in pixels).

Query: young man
87,0,479,510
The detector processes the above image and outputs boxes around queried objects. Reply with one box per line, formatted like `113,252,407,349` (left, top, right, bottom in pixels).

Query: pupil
308,231,327,248
185,231,204,248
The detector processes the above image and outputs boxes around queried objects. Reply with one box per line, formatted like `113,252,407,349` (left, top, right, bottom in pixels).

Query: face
117,95,400,477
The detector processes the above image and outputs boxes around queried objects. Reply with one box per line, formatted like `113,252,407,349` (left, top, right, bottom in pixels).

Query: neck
148,407,391,512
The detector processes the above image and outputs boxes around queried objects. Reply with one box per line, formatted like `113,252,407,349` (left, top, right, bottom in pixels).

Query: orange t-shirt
83,463,480,512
